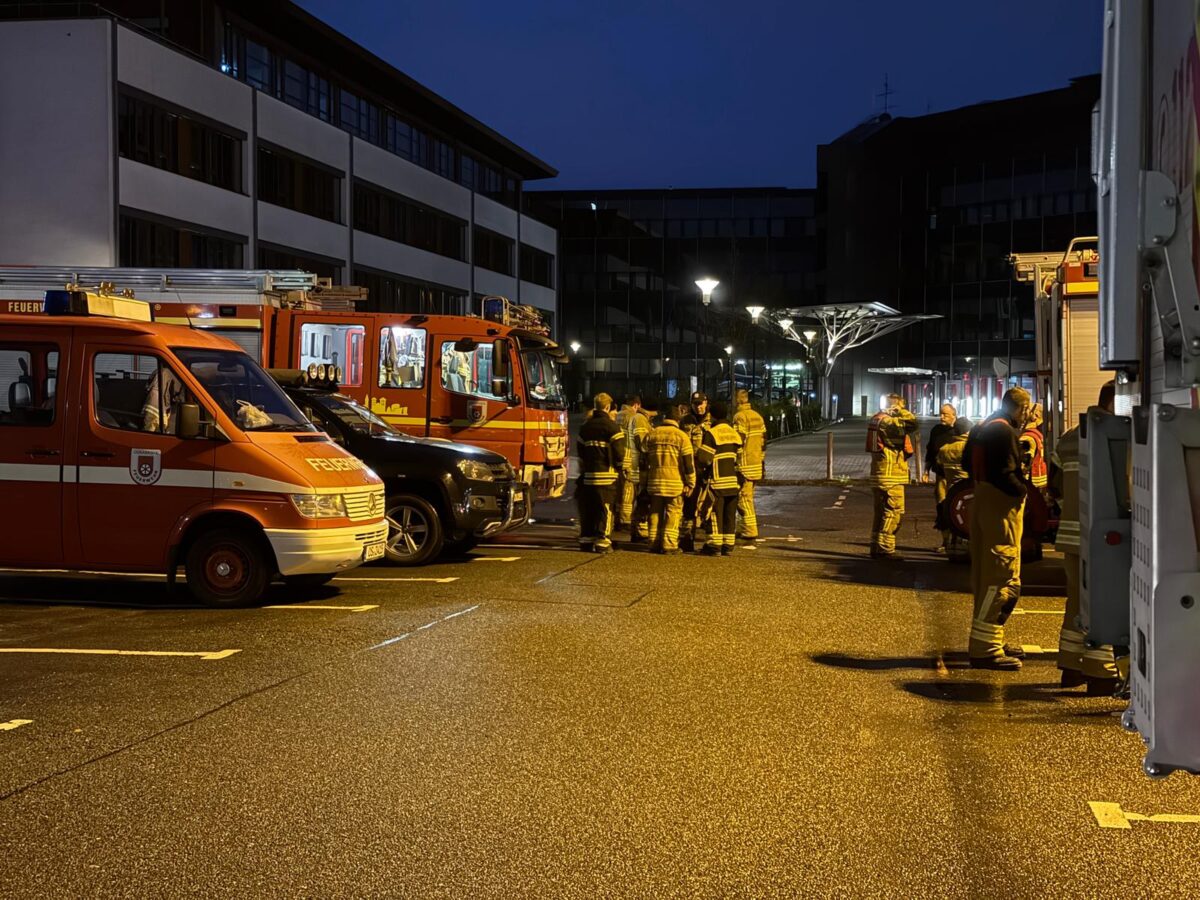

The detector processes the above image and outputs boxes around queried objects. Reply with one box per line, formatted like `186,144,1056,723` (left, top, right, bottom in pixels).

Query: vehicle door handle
26,448,60,458
432,416,453,425
80,449,114,459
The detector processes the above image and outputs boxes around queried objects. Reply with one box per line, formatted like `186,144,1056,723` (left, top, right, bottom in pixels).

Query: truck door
0,328,69,566
428,334,522,460
76,346,215,570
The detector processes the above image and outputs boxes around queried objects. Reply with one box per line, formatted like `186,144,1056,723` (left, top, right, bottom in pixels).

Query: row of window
473,226,514,277
119,214,244,269
258,145,343,223
353,269,467,317
117,92,243,193
353,182,467,261
219,21,520,207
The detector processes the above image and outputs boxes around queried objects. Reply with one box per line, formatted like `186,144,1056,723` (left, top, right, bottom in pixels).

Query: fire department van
0,290,387,607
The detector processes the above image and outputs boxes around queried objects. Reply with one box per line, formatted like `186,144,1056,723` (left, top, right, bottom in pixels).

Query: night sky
297,0,1103,190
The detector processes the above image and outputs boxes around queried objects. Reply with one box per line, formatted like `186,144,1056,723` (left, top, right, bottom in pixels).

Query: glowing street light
724,344,734,356
803,329,818,343
745,305,765,322
778,317,794,333
695,278,719,306
569,341,581,353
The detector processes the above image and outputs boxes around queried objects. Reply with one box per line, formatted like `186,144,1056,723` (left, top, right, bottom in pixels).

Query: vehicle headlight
457,459,495,481
290,493,347,518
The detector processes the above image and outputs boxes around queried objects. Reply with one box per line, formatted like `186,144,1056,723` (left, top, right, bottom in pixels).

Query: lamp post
695,278,718,394
745,305,764,399
723,344,734,401
802,329,818,402
775,318,794,403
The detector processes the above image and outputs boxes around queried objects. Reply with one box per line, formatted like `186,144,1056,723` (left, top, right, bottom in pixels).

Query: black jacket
925,422,955,471
578,411,626,488
964,412,1026,498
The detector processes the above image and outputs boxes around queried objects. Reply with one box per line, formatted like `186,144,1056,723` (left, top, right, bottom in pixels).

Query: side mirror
178,403,201,440
491,376,508,398
492,339,510,379
453,337,478,353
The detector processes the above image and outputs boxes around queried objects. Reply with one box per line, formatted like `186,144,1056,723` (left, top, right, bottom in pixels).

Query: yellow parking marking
1021,644,1059,655
1090,801,1200,829
471,557,520,563
1010,609,1063,616
334,576,459,584
0,648,240,661
0,719,32,731
265,604,378,612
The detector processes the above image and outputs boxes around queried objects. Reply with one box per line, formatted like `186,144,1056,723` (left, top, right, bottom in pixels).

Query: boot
1084,676,1120,697
969,655,1023,671
1003,643,1026,659
1060,668,1087,688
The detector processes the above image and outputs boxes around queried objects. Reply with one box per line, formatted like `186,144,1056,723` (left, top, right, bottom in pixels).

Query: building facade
0,2,558,320
528,188,818,400
818,76,1101,418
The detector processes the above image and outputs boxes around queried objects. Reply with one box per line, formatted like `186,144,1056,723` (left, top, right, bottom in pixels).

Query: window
439,341,506,400
172,348,313,432
282,60,331,121
93,353,198,435
257,245,342,283
519,243,555,288
459,153,478,190
119,214,244,268
356,269,467,317
433,139,455,179
0,344,57,426
117,92,243,192
353,182,467,260
379,326,427,388
300,323,365,386
473,226,514,276
339,88,379,143
257,145,343,223
244,38,274,92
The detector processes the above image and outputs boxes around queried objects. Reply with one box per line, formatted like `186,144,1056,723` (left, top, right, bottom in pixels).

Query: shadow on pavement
0,575,339,611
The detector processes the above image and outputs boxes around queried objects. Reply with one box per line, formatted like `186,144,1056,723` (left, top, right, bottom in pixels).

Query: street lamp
694,278,719,393
803,329,818,343
778,317,794,333
569,341,581,353
745,306,765,399
745,305,764,321
695,278,719,306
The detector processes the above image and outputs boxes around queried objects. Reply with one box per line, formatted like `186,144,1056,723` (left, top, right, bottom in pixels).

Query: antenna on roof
876,73,898,114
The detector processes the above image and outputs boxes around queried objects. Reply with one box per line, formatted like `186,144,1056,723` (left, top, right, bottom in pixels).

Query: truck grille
344,487,385,522
489,462,512,480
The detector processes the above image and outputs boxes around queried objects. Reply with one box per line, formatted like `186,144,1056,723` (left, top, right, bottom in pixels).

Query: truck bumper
265,522,388,576
454,482,531,537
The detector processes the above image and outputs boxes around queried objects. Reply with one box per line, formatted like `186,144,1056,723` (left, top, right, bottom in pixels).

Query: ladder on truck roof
0,267,319,294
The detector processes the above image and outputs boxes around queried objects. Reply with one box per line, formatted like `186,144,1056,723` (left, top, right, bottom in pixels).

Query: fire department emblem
130,449,162,486
467,400,487,426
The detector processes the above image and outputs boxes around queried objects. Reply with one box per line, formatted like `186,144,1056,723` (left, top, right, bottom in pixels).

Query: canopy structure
775,303,939,417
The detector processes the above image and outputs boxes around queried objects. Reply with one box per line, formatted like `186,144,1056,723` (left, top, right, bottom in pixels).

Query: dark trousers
576,479,616,549
707,492,738,548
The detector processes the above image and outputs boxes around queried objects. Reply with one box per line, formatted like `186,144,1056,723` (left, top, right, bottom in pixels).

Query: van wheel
185,529,271,608
384,494,443,566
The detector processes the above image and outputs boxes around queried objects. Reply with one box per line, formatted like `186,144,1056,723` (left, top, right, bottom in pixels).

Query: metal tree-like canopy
776,303,939,416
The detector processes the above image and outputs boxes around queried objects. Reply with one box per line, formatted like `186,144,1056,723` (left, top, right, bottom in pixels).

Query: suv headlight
290,493,347,518
457,459,495,482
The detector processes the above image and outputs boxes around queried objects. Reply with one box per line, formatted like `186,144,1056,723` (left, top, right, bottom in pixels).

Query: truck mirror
492,339,510,379
453,338,478,353
491,376,508,398
178,403,201,440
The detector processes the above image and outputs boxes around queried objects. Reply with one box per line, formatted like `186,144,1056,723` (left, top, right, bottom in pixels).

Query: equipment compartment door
76,346,214,570
0,330,69,566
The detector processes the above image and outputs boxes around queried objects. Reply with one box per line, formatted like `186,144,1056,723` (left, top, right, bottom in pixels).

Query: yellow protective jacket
679,411,711,453
1051,426,1080,553
934,433,969,503
733,403,767,481
616,406,651,474
696,422,743,495
867,408,917,488
642,418,696,497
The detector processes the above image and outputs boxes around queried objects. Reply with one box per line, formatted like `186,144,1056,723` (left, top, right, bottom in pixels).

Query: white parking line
0,719,32,731
0,648,240,661
1010,609,1064,616
264,604,378,612
333,576,459,583
368,603,481,650
471,557,521,563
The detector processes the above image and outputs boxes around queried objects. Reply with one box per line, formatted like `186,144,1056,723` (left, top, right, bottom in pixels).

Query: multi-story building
0,1,558,320
528,188,818,400
817,76,1101,417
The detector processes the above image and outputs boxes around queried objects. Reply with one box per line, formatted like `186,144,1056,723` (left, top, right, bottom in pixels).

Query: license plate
363,541,385,562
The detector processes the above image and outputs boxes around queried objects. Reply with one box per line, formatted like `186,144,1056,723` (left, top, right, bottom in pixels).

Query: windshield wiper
245,422,317,432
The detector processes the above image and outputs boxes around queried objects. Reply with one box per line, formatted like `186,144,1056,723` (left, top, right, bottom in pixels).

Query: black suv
279,376,529,565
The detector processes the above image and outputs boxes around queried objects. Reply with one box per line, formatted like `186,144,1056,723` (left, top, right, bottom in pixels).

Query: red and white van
0,291,386,607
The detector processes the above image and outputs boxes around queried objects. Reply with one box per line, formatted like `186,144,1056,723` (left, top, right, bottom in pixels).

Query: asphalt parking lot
2,484,1199,897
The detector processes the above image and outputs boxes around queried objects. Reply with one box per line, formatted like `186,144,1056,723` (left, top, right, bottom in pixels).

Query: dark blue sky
297,0,1103,190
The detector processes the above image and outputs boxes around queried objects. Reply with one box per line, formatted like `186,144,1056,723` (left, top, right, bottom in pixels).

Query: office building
0,1,558,320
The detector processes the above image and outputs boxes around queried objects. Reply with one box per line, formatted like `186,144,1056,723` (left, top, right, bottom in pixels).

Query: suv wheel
185,528,271,608
384,494,443,566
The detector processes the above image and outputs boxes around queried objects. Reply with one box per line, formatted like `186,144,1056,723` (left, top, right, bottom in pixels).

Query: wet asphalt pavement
1,484,1199,897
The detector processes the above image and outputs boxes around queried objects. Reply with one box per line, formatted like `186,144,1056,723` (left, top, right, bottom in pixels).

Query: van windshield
172,347,316,432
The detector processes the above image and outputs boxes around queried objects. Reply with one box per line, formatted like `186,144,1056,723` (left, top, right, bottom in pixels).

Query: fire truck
1093,0,1200,776
0,268,570,499
1010,237,1108,451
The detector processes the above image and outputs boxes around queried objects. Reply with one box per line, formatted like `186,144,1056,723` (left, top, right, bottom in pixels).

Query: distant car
277,372,528,565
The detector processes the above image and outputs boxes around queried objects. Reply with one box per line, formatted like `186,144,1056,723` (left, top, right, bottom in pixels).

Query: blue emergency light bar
43,290,87,315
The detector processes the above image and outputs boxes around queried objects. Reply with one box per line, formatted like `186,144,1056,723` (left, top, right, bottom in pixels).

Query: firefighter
963,387,1033,669
732,389,767,541
615,395,650,528
933,417,972,561
867,393,918,559
1019,403,1048,490
576,393,626,553
1052,382,1120,694
679,391,712,552
924,403,958,484
642,403,696,554
696,400,744,556
628,396,660,544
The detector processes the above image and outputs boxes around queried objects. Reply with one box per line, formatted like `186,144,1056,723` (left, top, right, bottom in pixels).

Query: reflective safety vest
697,422,743,495
643,419,696,497
867,409,917,488
578,411,626,487
1020,427,1048,488
616,406,651,474
733,403,767,481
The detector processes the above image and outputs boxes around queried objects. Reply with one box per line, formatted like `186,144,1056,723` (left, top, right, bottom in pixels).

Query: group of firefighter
575,389,767,556
867,386,1120,694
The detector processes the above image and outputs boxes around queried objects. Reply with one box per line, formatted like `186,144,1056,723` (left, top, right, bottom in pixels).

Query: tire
383,494,444,566
185,528,271,608
284,573,335,591
440,536,479,558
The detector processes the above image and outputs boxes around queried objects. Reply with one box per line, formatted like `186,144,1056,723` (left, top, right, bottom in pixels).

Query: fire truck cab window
301,322,365,386
0,344,58,426
439,341,506,401
93,353,194,435
378,326,426,388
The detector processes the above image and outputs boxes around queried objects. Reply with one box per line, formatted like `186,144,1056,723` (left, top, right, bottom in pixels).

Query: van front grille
344,487,384,521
